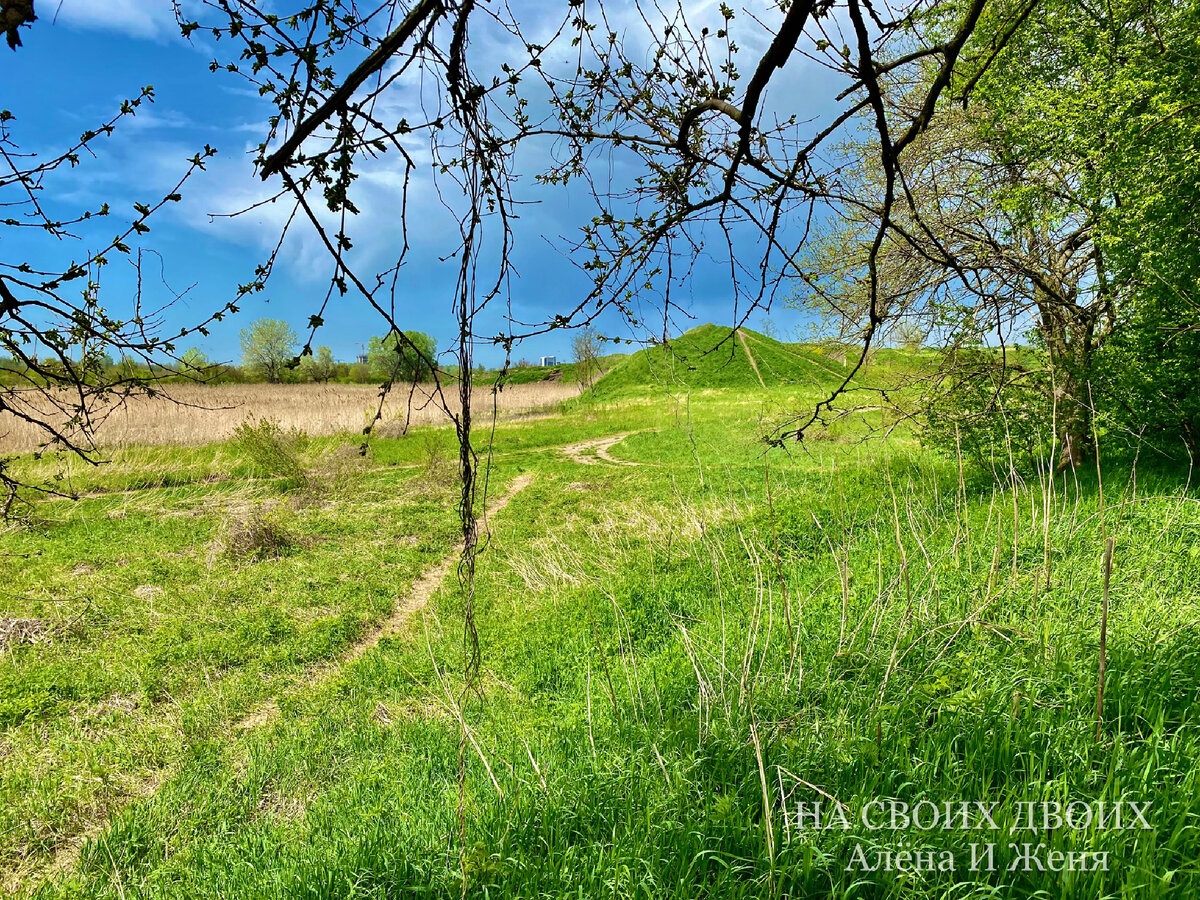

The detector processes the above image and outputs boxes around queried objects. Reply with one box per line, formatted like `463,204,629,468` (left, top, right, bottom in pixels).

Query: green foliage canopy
299,346,336,383
367,330,437,384
240,318,297,384
971,0,1200,458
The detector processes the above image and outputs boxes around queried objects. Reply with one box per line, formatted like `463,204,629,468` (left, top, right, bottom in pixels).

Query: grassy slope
590,325,829,393
2,383,1199,898
474,352,630,387
585,323,940,398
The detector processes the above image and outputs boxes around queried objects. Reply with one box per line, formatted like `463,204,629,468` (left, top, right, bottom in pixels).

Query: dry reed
0,381,581,453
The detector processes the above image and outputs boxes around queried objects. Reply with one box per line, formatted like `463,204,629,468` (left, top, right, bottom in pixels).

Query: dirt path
736,329,767,388
744,330,855,382
345,472,535,661
27,474,535,888
235,472,535,731
559,433,641,466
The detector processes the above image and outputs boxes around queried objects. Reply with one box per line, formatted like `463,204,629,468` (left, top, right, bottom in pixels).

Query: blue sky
4,0,844,367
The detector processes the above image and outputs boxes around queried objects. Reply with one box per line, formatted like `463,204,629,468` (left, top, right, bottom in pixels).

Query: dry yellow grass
0,381,581,453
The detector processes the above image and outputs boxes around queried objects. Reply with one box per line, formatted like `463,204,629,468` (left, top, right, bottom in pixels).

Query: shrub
219,503,300,561
304,441,370,500
404,429,457,497
232,417,308,484
1093,298,1200,461
419,430,456,480
920,350,1053,472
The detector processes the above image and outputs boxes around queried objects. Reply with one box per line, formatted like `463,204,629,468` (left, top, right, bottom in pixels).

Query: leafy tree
1094,297,1200,460
181,347,210,372
240,319,297,383
794,102,1109,469
367,331,436,384
964,0,1200,464
1074,0,1200,459
793,0,1200,468
572,328,601,390
300,345,336,383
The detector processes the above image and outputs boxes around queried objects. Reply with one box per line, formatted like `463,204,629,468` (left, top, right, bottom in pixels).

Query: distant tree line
0,316,596,389
0,318,443,387
235,319,439,384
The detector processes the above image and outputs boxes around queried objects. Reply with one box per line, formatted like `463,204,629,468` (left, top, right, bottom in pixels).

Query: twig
1095,537,1113,743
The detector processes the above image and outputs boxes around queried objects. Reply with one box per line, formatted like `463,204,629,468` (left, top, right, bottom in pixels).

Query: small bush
920,350,1052,472
304,442,370,501
219,504,301,561
400,429,457,498
371,412,409,440
418,430,456,484
232,417,308,483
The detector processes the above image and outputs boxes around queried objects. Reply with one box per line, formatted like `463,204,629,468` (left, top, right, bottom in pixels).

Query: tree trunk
1054,365,1089,470
1184,419,1200,461
1039,297,1095,471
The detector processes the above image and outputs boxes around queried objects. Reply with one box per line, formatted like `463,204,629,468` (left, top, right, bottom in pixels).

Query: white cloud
165,136,457,286
119,107,198,132
53,0,181,40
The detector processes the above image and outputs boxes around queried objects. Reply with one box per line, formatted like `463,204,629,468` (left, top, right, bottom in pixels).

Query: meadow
1,329,1198,898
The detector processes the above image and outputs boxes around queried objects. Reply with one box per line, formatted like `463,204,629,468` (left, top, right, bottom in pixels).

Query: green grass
592,324,872,395
473,351,630,386
2,381,1199,898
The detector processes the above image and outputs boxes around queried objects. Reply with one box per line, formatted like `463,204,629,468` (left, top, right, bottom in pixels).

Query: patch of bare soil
90,695,139,717
235,699,280,731
256,783,311,822
560,433,641,466
736,329,766,388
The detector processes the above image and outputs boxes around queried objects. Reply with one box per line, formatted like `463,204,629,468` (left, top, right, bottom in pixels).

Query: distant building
540,355,557,367
356,353,368,365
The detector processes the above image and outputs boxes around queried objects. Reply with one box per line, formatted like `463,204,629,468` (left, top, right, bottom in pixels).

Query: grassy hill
592,323,857,394
474,326,956,396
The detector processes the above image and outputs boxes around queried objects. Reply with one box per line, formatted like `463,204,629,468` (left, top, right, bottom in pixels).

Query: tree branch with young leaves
0,88,237,516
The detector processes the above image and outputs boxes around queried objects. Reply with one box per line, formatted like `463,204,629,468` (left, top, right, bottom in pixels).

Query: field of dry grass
0,381,581,453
